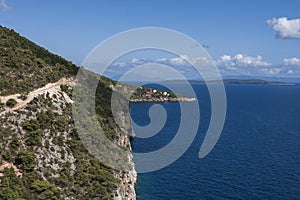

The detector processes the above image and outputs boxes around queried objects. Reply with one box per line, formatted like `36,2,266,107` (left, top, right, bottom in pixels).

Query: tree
26,130,40,146
31,180,59,200
23,119,40,131
0,168,23,200
10,136,20,149
15,150,36,172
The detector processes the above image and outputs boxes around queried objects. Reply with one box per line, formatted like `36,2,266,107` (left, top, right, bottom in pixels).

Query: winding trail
0,77,75,116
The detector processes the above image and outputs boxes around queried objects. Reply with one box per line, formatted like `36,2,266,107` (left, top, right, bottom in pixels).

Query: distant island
163,79,295,85
113,84,196,103
130,87,196,102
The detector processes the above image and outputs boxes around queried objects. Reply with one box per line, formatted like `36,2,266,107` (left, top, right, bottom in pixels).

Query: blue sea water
130,84,300,200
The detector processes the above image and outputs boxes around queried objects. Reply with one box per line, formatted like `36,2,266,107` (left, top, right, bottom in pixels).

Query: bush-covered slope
0,90,122,199
0,26,78,96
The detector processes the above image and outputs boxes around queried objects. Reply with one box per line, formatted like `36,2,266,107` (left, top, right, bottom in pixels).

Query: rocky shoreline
130,97,196,103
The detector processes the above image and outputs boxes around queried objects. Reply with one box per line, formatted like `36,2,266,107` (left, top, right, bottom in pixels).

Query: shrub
0,99,4,109
10,136,20,149
6,98,17,108
15,150,36,171
23,119,40,131
26,130,40,146
60,84,68,93
2,151,12,161
31,180,59,199
0,168,23,200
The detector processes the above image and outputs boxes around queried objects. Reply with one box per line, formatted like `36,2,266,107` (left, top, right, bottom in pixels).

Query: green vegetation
60,84,73,98
25,130,40,146
0,168,24,200
0,99,4,109
66,126,120,199
0,166,59,200
2,151,12,162
5,98,17,108
23,119,40,132
15,150,36,172
10,136,20,149
30,180,59,200
0,26,79,96
0,26,129,199
131,86,177,100
1,93,121,199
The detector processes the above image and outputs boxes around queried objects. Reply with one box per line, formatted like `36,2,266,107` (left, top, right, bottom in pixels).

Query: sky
1,0,300,80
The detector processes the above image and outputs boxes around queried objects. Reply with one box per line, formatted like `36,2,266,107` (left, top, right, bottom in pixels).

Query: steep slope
0,26,136,199
0,26,78,96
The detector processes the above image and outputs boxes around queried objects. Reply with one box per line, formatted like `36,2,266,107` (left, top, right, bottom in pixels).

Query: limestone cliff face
112,92,137,200
113,141,137,200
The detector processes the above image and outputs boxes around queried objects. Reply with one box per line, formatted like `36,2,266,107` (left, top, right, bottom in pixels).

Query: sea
130,83,300,200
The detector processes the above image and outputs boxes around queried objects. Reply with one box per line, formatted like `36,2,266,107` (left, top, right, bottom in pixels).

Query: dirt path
0,161,22,178
0,77,75,116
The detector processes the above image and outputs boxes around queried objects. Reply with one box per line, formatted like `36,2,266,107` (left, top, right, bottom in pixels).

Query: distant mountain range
123,78,296,86
220,75,300,84
109,73,299,85
187,78,295,85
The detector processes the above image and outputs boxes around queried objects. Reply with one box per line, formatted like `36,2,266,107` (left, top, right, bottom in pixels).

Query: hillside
0,26,78,96
0,26,136,199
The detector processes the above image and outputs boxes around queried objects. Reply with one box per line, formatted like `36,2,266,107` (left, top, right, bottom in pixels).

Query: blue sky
1,0,300,79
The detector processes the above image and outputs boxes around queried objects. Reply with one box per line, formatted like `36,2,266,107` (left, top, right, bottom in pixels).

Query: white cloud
216,55,300,77
107,54,300,79
262,67,283,75
267,17,300,39
283,57,300,66
108,55,216,80
0,0,10,12
131,58,145,64
157,55,213,66
216,54,270,67
165,56,188,65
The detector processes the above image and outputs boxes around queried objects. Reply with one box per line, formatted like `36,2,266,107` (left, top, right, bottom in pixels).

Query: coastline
120,96,196,199
130,97,196,103
111,84,196,199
